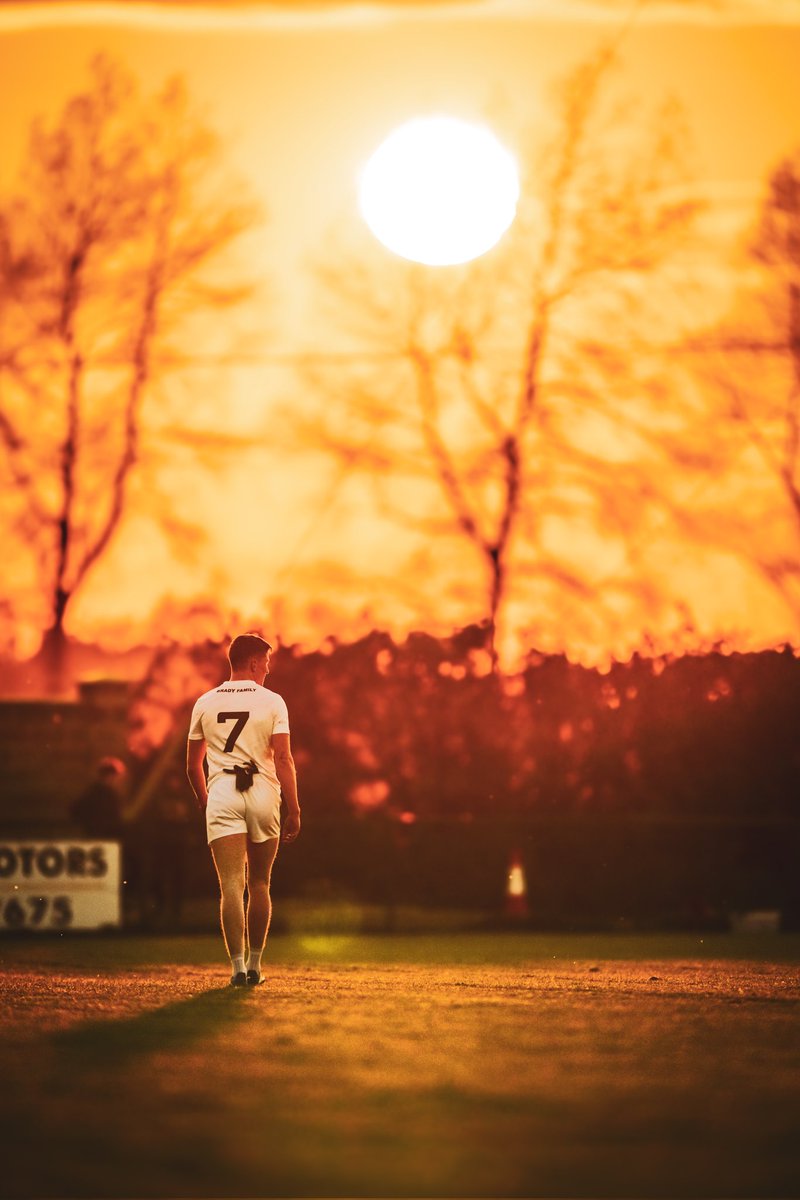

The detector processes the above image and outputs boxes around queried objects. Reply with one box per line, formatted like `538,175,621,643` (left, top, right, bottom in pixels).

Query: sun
358,115,520,267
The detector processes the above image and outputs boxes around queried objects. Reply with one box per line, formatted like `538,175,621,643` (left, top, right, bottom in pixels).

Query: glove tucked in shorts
206,774,281,844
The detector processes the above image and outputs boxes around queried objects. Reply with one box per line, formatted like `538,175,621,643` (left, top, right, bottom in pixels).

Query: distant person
149,772,194,927
71,757,127,839
186,633,301,987
130,771,195,931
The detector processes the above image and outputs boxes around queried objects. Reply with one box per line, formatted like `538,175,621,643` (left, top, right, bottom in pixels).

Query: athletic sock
231,955,246,976
246,950,262,975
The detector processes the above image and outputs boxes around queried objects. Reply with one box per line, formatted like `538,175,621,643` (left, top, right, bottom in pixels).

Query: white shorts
206,774,281,845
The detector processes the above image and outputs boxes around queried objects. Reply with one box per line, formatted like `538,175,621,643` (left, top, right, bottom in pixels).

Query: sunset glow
0,1,799,671
358,116,519,266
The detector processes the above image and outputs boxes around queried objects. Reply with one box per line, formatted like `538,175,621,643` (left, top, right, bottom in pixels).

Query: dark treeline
129,627,800,929
268,627,799,823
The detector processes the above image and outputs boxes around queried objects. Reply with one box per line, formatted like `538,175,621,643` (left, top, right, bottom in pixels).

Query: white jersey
188,681,290,794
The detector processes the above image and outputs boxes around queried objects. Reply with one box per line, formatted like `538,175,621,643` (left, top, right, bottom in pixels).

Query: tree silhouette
683,149,800,624
0,56,263,690
290,47,697,667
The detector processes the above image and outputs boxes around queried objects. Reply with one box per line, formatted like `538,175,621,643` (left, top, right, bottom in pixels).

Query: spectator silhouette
71,757,127,839
138,771,194,927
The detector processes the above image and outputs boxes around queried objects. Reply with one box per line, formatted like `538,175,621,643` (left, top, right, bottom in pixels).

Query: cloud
1,0,800,35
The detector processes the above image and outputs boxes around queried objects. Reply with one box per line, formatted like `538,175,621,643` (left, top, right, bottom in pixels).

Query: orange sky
2,0,800,664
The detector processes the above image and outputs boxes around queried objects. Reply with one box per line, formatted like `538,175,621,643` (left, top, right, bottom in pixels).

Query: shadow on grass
51,984,257,1066
2,987,268,1199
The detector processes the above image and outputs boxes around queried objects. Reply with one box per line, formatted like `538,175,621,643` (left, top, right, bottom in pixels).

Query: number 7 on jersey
217,711,250,753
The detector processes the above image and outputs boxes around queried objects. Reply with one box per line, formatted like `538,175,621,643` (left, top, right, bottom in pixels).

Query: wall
0,682,131,835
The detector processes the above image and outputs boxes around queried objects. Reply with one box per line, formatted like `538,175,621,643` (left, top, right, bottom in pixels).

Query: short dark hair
228,632,272,669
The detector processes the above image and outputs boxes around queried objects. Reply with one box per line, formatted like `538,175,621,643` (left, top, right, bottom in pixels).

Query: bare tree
0,56,263,690
674,148,800,625
290,47,697,667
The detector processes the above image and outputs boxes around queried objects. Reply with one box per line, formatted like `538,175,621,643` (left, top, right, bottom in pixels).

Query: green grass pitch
1,932,799,1198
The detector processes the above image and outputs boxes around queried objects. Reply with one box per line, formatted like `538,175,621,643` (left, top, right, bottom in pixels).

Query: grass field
1,932,799,1199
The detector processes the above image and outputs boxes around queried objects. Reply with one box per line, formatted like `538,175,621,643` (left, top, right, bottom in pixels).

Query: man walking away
186,633,301,986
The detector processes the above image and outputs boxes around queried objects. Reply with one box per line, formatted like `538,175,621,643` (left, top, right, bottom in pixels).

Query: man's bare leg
245,836,280,982
210,833,248,981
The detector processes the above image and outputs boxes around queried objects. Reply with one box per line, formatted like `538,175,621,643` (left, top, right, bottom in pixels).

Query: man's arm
272,732,301,842
186,738,208,812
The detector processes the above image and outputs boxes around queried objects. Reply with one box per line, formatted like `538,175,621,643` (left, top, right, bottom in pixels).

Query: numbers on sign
52,897,73,928
217,711,250,753
1,895,74,929
3,897,25,928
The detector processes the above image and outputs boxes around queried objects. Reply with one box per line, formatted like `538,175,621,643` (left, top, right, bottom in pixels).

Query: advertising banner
0,841,122,931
